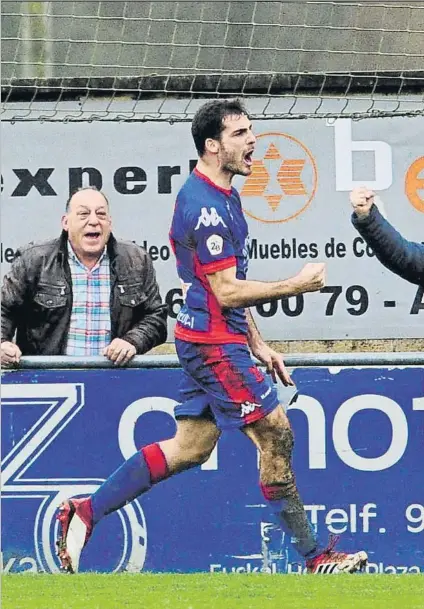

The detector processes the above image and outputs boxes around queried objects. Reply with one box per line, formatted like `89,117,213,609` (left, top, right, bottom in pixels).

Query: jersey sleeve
189,204,236,274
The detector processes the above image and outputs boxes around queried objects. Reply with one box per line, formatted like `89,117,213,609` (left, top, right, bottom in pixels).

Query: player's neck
195,159,233,190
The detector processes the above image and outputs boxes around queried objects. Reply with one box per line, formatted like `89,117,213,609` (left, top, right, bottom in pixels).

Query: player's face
217,114,256,176
62,190,112,261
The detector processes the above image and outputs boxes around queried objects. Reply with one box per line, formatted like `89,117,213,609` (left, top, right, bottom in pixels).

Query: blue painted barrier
2,365,423,574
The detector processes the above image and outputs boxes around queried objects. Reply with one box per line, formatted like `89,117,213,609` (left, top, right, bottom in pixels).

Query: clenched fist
350,187,375,218
294,263,326,294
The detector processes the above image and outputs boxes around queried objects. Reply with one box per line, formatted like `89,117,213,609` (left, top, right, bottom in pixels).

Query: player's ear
205,137,220,154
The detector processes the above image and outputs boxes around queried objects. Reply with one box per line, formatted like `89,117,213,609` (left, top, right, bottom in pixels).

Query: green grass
2,573,423,609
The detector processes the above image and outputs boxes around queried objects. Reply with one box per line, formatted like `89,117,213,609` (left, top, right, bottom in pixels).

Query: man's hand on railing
103,338,137,366
1,341,22,368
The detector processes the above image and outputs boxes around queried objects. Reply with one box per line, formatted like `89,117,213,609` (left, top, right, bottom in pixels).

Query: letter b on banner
332,119,392,191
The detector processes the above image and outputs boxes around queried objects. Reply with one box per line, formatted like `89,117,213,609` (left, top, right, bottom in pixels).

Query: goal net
1,0,424,121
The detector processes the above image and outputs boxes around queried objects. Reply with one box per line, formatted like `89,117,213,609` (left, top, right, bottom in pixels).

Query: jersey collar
194,167,232,196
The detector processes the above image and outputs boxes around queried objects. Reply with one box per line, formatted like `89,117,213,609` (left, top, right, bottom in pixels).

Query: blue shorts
175,340,280,430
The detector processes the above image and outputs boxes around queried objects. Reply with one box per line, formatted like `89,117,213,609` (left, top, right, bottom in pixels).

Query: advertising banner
1,116,424,339
2,365,423,574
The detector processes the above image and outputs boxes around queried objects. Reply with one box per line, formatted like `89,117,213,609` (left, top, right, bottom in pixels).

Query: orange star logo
239,132,318,224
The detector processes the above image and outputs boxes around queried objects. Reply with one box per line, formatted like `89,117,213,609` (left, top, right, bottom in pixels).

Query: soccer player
56,100,367,575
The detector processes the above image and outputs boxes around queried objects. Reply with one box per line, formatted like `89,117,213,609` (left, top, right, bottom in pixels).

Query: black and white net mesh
2,0,423,121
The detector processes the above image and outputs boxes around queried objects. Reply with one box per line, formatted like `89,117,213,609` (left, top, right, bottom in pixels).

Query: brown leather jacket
1,232,168,355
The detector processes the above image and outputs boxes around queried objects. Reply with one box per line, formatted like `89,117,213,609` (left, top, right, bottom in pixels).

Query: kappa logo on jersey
206,234,224,256
195,207,227,230
239,132,318,224
240,401,260,417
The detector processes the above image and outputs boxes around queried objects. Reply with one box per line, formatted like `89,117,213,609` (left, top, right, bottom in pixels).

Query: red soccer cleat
306,535,368,574
56,497,94,573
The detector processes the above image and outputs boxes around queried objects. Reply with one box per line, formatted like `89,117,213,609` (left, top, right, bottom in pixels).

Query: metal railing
4,351,424,370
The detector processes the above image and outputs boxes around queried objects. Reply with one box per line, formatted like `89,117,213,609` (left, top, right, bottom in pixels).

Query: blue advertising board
1,366,423,574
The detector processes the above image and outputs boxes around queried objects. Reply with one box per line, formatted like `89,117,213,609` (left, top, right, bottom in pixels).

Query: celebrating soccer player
57,100,367,575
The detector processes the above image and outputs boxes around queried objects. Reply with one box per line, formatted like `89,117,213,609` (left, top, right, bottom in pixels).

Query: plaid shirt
65,244,111,355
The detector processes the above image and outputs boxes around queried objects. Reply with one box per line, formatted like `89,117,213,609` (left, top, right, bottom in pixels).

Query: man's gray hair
66,186,110,211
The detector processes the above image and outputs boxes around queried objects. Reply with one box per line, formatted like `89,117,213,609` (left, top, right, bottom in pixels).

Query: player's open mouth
244,151,253,167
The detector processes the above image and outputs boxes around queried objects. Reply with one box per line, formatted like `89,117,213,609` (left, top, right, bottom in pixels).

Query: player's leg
174,341,321,553
243,406,368,573
57,415,220,573
242,405,319,557
90,415,220,520
158,416,221,474
183,340,367,573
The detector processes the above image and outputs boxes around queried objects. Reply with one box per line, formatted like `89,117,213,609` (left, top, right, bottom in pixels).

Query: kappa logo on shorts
240,401,260,417
195,207,227,230
239,132,318,224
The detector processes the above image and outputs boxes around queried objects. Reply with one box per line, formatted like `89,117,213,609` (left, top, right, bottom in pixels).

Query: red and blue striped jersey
169,168,249,344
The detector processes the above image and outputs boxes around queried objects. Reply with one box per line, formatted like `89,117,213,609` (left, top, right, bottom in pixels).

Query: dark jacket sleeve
122,253,168,353
1,250,31,342
352,204,424,286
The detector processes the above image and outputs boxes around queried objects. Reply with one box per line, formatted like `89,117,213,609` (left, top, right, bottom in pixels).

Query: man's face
215,113,256,177
62,190,112,260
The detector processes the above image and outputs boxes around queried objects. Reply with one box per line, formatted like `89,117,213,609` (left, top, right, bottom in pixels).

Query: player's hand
252,343,294,386
294,263,326,294
350,186,375,218
103,338,137,366
1,341,22,367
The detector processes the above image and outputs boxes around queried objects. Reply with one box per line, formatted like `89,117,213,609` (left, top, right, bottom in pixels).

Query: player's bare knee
277,425,294,459
189,444,215,465
244,405,293,454
259,426,296,491
257,421,294,460
171,444,213,470
267,410,294,459
170,433,217,469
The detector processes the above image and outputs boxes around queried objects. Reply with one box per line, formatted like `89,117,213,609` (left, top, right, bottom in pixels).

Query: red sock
260,482,285,502
142,443,169,484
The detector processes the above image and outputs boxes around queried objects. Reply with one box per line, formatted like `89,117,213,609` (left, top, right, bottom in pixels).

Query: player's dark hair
66,186,109,212
191,98,249,156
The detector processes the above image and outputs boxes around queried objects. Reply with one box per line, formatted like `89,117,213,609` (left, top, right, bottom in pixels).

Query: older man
1,186,167,366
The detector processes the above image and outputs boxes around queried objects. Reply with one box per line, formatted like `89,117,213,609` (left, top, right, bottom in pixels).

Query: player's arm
206,262,325,309
245,307,263,351
245,308,294,386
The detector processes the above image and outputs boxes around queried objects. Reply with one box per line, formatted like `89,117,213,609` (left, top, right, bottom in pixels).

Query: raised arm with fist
350,186,375,218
